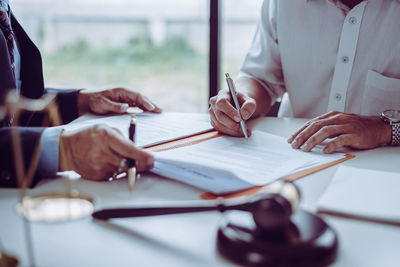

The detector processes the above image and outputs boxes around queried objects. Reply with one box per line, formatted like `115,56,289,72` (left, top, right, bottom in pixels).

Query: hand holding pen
225,73,248,139
60,122,154,182
127,114,137,191
111,114,142,191
208,73,255,138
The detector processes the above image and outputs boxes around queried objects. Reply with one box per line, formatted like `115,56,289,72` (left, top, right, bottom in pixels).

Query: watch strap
392,123,400,146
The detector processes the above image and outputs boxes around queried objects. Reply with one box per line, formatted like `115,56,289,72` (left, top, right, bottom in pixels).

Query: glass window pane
12,0,209,112
221,0,263,88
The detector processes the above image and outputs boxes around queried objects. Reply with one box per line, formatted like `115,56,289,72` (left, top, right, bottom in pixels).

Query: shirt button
335,93,342,101
349,17,357,24
341,56,349,63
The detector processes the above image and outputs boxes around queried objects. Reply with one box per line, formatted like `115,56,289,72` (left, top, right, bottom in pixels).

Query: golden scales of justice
0,91,95,267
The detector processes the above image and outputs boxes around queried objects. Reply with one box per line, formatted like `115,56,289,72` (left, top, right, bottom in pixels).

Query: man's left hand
78,88,162,115
288,111,392,153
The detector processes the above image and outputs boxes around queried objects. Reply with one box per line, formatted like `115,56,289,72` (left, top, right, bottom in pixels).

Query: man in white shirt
209,0,400,153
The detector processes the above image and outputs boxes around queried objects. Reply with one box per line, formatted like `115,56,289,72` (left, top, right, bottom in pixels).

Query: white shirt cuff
37,127,64,177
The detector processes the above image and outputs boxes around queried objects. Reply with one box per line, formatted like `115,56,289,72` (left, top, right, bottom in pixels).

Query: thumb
237,92,256,120
100,97,129,113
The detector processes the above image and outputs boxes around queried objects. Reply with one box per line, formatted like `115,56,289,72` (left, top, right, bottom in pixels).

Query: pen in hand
128,114,137,191
225,73,248,139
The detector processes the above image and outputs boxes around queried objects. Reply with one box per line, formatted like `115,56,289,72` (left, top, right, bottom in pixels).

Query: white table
1,117,400,267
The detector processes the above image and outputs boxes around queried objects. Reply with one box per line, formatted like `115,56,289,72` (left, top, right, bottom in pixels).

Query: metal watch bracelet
392,123,400,146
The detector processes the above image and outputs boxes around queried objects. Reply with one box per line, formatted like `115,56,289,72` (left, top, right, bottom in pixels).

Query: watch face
383,110,400,122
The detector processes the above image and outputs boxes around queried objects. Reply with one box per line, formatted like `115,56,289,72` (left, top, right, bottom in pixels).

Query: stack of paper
317,166,400,225
66,112,213,148
152,131,346,194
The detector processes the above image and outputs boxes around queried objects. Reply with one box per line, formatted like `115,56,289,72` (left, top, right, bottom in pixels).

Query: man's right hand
59,125,154,181
209,89,255,137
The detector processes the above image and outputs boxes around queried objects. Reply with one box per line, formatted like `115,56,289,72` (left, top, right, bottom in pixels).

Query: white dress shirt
240,0,400,118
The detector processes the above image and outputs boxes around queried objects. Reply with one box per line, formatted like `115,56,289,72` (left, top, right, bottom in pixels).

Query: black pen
128,114,137,191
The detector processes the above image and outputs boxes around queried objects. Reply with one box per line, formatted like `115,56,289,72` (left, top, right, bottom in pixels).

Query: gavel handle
92,204,226,220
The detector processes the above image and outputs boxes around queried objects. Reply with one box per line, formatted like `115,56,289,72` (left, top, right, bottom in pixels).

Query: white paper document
152,131,345,194
135,112,212,147
67,112,212,148
317,166,400,224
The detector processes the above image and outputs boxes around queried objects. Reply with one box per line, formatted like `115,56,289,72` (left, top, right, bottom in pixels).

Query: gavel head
243,181,300,231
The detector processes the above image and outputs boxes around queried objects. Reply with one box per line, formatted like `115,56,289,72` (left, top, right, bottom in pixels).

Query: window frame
209,0,221,99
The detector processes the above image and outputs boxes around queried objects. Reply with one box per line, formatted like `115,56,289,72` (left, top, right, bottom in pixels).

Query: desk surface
1,116,400,267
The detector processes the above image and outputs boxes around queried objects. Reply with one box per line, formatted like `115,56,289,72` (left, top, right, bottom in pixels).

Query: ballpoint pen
128,114,137,191
225,73,248,139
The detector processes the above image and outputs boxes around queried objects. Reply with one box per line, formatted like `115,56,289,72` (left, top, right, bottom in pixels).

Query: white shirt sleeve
239,0,286,104
37,127,64,177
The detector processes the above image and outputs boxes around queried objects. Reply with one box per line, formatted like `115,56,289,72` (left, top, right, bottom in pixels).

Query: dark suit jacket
0,14,80,187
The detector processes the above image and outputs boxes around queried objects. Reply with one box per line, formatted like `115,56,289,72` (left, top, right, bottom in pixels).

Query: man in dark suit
0,1,161,187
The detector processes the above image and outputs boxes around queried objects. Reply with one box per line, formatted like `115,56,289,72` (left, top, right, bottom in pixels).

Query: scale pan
17,193,94,223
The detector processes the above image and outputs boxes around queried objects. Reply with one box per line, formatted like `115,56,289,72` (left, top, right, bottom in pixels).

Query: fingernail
287,137,293,143
146,102,155,111
242,111,250,119
300,144,308,152
291,140,298,148
234,116,241,122
121,103,129,111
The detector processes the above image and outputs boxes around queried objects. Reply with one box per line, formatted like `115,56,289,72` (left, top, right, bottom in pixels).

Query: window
12,0,263,112
12,0,209,112
221,0,263,88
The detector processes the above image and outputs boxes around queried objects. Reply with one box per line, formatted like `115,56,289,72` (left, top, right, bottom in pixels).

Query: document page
66,112,212,148
66,114,131,136
317,166,400,224
135,112,212,147
153,131,345,194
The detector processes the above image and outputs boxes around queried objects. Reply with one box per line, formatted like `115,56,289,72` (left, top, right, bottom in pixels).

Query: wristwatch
380,109,400,146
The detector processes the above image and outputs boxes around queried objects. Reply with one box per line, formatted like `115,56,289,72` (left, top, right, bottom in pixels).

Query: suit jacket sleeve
47,88,80,124
0,14,82,188
0,88,80,188
0,127,45,188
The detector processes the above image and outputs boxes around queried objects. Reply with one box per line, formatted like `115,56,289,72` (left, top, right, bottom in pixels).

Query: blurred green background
43,35,209,112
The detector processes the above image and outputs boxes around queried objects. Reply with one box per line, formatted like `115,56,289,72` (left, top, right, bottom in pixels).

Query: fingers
106,128,154,171
209,106,244,136
237,92,256,120
288,111,345,147
298,125,347,152
323,134,353,153
288,111,386,154
107,88,162,113
209,90,255,137
213,106,239,129
62,125,154,181
107,150,123,168
134,93,162,113
287,110,341,143
101,97,129,114
290,119,333,149
214,91,241,122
